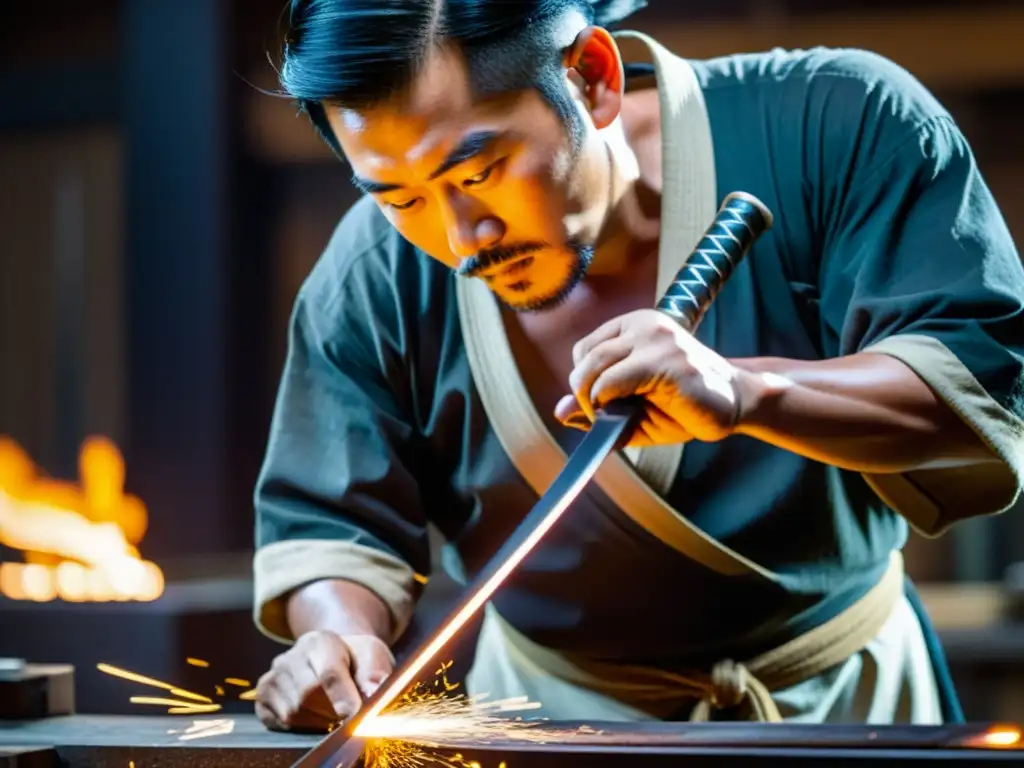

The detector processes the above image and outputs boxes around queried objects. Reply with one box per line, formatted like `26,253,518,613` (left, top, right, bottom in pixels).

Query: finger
571,315,624,366
256,700,288,732
348,637,395,699
289,659,340,723
307,636,363,720
587,354,658,411
255,671,288,731
636,405,694,446
554,394,590,427
258,697,334,734
628,406,670,448
256,670,303,730
644,401,693,442
569,337,633,421
266,665,307,721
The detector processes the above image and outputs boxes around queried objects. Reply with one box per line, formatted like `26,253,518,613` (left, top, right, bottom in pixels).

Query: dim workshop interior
3,0,1024,766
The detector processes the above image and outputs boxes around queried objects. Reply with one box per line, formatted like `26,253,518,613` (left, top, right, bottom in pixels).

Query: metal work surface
0,715,316,768
0,716,1022,767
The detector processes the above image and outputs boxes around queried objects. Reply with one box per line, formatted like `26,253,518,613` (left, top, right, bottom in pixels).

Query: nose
441,188,505,261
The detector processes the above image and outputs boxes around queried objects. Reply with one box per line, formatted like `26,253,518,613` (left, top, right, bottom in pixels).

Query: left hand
554,309,748,446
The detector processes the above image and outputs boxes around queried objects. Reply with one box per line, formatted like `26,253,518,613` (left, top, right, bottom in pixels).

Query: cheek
379,207,460,269
493,155,573,234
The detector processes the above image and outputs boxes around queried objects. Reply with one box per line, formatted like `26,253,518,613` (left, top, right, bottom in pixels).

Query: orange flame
0,436,163,602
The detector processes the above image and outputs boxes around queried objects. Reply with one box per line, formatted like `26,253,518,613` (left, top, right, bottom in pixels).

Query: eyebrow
351,130,502,195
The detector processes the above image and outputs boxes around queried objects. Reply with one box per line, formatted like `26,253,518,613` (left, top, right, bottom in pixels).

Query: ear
564,26,624,130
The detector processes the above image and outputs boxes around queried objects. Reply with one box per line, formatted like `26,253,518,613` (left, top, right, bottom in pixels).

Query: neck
584,118,661,278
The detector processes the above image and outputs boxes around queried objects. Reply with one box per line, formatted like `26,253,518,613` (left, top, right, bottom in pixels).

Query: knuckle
318,668,345,692
255,705,278,729
255,673,275,697
571,339,585,362
295,630,320,650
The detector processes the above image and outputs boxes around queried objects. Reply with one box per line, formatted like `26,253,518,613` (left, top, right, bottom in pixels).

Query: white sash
456,31,778,581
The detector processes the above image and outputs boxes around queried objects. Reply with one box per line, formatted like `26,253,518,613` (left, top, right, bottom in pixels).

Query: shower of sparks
97,658,601,768
97,660,255,715
358,662,602,768
97,663,219,712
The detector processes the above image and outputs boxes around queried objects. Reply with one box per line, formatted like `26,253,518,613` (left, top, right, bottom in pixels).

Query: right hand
255,630,394,732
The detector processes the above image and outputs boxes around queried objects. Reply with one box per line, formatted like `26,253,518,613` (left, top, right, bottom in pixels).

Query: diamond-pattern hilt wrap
655,191,774,333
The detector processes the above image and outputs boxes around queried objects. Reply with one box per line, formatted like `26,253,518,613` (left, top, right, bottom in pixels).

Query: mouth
482,255,535,283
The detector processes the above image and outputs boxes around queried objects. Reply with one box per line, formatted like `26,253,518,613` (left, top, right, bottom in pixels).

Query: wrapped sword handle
655,191,774,333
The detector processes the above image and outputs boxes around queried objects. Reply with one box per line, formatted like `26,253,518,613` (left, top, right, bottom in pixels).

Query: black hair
278,0,647,157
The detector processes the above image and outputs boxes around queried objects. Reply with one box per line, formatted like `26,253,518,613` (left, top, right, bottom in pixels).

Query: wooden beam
243,6,1024,164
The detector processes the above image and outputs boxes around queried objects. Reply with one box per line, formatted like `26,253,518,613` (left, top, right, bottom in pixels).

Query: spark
238,689,257,701
171,688,213,703
167,718,237,741
130,696,213,709
224,677,250,687
97,663,215,705
186,658,210,668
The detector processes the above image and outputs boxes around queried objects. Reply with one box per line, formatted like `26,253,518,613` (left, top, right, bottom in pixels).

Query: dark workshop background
2,0,1024,723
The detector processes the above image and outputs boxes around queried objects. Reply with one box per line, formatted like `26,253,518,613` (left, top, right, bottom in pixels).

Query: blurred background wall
1,0,1023,723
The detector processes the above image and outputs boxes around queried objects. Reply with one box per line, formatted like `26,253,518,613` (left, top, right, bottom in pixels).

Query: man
252,0,1024,732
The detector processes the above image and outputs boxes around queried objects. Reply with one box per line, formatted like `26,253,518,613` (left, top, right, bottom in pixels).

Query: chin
495,247,593,313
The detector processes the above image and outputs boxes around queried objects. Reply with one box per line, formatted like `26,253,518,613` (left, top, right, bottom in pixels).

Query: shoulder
695,46,953,140
297,195,444,323
297,195,398,311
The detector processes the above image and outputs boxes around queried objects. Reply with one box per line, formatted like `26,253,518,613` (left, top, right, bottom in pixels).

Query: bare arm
286,578,394,641
733,352,994,474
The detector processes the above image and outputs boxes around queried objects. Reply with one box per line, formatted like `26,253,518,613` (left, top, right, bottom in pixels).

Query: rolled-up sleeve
254,253,431,644
820,114,1024,537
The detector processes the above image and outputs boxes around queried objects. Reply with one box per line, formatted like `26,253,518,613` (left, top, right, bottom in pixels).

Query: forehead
326,45,532,174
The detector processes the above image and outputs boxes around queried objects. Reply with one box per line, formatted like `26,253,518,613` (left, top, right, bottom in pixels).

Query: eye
463,160,503,188
388,198,420,211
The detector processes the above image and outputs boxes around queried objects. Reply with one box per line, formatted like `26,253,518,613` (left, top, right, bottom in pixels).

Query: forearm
731,352,993,473
286,579,394,642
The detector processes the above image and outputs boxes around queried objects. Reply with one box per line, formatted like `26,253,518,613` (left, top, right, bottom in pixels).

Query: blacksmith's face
326,31,624,312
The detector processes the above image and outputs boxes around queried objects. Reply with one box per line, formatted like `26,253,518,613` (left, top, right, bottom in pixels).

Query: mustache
456,243,546,278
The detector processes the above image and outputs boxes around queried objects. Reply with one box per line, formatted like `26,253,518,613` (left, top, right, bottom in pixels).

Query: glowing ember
0,436,163,602
960,725,1024,749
